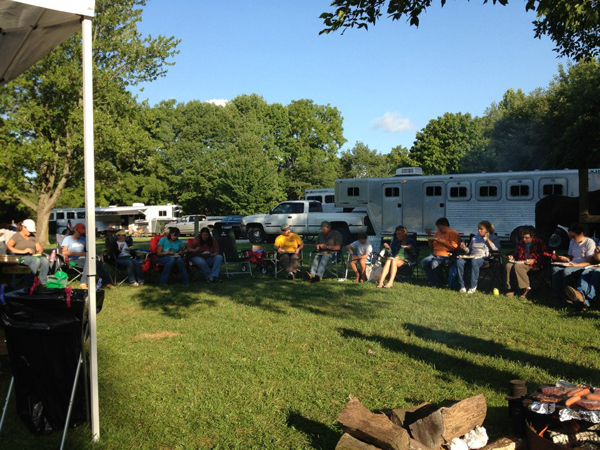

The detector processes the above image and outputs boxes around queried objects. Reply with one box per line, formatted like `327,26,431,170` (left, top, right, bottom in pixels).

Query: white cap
23,219,36,233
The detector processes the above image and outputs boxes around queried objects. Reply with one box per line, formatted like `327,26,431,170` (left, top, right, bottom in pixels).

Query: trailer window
159,210,167,217
347,187,360,197
480,186,498,197
67,212,75,219
449,187,467,198
425,186,442,197
56,212,65,220
77,212,85,219
542,184,563,196
447,182,470,201
384,187,400,197
306,195,321,202
507,179,533,200
324,195,335,203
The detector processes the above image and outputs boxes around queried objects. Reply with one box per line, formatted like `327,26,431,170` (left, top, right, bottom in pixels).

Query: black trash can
0,287,104,434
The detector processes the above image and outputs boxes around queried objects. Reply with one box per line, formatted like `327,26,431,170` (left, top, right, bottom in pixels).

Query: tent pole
82,16,100,442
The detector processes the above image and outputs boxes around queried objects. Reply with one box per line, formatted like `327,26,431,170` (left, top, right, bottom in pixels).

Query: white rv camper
335,167,600,244
50,203,182,235
304,188,338,212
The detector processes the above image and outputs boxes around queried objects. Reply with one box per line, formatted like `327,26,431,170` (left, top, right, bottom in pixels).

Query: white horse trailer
50,203,182,235
304,188,339,212
335,168,600,242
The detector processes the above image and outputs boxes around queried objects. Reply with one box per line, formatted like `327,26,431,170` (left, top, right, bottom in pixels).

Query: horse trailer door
423,182,445,231
381,183,403,234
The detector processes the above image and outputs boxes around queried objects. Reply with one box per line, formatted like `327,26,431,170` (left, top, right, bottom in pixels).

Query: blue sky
135,1,567,154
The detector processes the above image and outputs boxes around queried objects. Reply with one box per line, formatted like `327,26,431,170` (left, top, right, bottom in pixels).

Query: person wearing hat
6,219,50,285
307,221,342,282
113,230,144,286
274,224,304,279
62,223,115,289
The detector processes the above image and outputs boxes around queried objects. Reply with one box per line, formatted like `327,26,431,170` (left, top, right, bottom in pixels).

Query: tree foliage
320,0,600,60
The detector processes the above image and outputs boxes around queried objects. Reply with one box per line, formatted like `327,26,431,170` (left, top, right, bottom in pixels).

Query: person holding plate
565,246,600,308
455,220,500,294
6,219,50,286
505,226,546,298
157,227,189,285
188,227,222,283
274,224,304,280
377,226,419,288
421,218,461,287
551,223,596,299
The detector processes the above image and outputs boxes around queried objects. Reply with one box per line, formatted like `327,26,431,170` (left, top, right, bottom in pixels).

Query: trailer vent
395,167,423,176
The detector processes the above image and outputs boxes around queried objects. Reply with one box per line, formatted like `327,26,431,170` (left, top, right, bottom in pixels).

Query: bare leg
377,259,392,288
350,260,359,281
385,260,405,288
359,259,367,281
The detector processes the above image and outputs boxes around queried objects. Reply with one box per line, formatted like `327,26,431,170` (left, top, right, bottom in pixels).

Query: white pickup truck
240,200,370,244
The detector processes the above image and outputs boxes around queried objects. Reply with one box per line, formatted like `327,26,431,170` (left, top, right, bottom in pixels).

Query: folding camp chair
272,251,304,278
528,254,553,295
216,232,252,278
478,250,504,289
308,250,346,280
55,235,85,286
102,233,133,286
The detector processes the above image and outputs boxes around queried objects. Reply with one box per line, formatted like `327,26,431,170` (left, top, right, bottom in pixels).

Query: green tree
339,142,391,178
385,145,418,173
320,0,600,60
410,112,488,174
0,0,179,243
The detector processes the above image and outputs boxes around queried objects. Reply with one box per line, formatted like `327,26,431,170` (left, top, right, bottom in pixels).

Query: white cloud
372,112,415,133
207,98,228,107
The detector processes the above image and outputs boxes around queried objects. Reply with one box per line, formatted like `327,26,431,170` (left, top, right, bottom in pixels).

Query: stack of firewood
335,394,515,450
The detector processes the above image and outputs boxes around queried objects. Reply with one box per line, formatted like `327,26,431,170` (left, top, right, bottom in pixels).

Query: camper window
159,210,167,217
325,195,334,203
347,187,360,197
384,187,400,197
542,184,563,196
425,186,442,197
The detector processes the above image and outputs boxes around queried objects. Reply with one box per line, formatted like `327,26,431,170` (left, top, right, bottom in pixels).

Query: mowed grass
1,243,600,449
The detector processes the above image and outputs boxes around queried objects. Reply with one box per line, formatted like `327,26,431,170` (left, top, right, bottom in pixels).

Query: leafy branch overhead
320,0,600,60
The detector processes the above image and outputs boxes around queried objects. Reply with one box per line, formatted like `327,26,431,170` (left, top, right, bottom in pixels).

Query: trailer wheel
247,227,265,244
548,228,569,250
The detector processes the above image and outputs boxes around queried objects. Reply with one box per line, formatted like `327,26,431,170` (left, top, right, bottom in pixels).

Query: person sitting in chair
274,224,303,280
377,226,419,289
551,223,596,300
157,227,189,286
114,230,144,286
455,220,500,294
307,221,342,283
6,219,50,286
61,223,114,290
188,227,222,283
505,226,546,298
346,232,372,283
565,246,600,308
421,218,461,287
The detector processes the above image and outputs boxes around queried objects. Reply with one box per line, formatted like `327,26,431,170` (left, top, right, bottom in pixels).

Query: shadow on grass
286,411,340,450
133,285,218,319
403,323,600,385
338,328,529,394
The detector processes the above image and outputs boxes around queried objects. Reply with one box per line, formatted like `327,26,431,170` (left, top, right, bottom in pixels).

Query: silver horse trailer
335,167,600,244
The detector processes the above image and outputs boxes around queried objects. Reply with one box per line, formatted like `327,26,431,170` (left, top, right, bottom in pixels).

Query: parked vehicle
335,167,600,247
213,215,246,239
304,188,339,212
240,201,368,244
162,215,223,236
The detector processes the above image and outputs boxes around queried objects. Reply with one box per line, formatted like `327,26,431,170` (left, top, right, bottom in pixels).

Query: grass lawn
1,242,599,449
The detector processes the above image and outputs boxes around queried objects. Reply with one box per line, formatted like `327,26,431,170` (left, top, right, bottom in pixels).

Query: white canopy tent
0,0,100,441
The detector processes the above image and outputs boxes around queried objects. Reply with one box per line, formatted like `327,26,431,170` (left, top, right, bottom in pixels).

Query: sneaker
459,288,467,293
287,272,294,280
565,286,585,305
467,288,477,294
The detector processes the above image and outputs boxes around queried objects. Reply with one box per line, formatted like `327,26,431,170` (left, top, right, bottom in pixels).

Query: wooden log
410,438,433,450
481,437,524,450
390,403,436,428
336,433,382,450
408,395,487,449
337,397,410,450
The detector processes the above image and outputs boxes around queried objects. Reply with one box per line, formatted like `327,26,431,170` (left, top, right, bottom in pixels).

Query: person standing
307,221,342,282
6,219,50,286
274,224,303,279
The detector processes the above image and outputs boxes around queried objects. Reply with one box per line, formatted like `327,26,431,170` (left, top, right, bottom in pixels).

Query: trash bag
0,288,104,434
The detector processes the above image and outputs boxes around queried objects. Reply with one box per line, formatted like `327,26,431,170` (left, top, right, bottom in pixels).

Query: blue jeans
157,256,189,285
421,254,449,287
191,255,223,280
116,258,144,284
455,257,486,290
80,259,112,287
310,253,335,279
552,266,585,297
577,269,600,307
22,255,50,284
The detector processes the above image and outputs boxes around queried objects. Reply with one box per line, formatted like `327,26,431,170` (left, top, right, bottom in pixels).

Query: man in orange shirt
421,217,461,287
